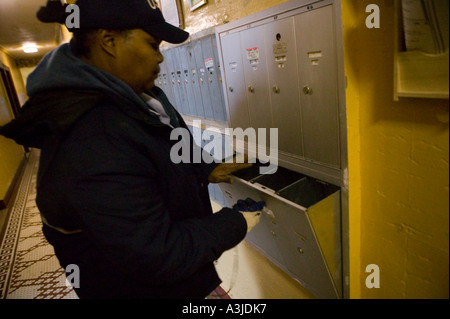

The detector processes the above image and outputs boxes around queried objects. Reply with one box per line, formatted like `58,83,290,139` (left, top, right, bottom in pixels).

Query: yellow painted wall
0,51,26,100
0,49,26,205
342,0,449,299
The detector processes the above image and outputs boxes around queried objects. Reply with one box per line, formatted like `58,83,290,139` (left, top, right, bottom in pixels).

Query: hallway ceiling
0,0,62,61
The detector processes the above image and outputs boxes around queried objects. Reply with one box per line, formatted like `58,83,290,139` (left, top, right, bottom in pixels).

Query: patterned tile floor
0,149,78,299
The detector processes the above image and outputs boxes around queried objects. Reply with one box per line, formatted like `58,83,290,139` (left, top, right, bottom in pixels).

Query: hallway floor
0,149,77,299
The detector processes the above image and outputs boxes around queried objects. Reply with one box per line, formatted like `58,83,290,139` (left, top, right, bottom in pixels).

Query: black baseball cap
38,0,190,44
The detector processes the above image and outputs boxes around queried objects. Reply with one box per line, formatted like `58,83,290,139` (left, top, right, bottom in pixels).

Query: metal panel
277,177,342,298
171,47,190,115
193,38,215,120
157,58,175,105
220,170,341,299
215,0,344,187
239,25,273,137
185,42,206,118
177,45,197,116
164,49,182,113
215,0,333,36
220,32,250,129
271,194,340,299
264,17,304,157
220,180,285,266
295,5,341,167
201,35,227,122
212,35,227,122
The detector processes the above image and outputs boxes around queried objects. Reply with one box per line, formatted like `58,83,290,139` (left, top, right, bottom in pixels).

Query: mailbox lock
303,86,313,95
229,87,234,92
298,248,304,255
273,86,281,94
248,86,255,93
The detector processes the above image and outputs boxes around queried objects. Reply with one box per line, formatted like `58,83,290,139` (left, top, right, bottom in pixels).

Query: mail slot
277,177,340,208
251,167,305,192
232,162,268,182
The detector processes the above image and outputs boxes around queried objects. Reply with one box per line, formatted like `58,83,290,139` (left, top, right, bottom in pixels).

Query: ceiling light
24,47,38,54
22,44,39,54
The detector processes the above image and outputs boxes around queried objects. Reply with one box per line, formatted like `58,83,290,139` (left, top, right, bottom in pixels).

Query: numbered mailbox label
246,47,260,60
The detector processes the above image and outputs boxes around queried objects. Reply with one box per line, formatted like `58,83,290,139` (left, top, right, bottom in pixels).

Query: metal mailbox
217,1,342,170
216,0,348,299
160,28,228,123
220,165,342,299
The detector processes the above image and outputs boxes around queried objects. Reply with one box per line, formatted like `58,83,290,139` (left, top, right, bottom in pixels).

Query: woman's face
113,29,164,94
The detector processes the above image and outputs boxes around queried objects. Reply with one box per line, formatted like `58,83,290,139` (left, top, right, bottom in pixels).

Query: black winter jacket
0,44,247,299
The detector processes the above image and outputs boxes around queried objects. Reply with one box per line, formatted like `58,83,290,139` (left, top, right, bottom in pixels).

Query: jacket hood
26,43,147,104
0,43,163,148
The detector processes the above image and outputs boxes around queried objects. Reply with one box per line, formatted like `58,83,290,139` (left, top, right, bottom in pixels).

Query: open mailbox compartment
220,165,342,299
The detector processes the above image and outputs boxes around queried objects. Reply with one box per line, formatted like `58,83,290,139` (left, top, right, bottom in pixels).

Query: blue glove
233,198,265,233
233,198,266,212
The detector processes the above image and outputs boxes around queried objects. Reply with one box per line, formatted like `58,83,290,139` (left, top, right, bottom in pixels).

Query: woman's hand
208,163,253,184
